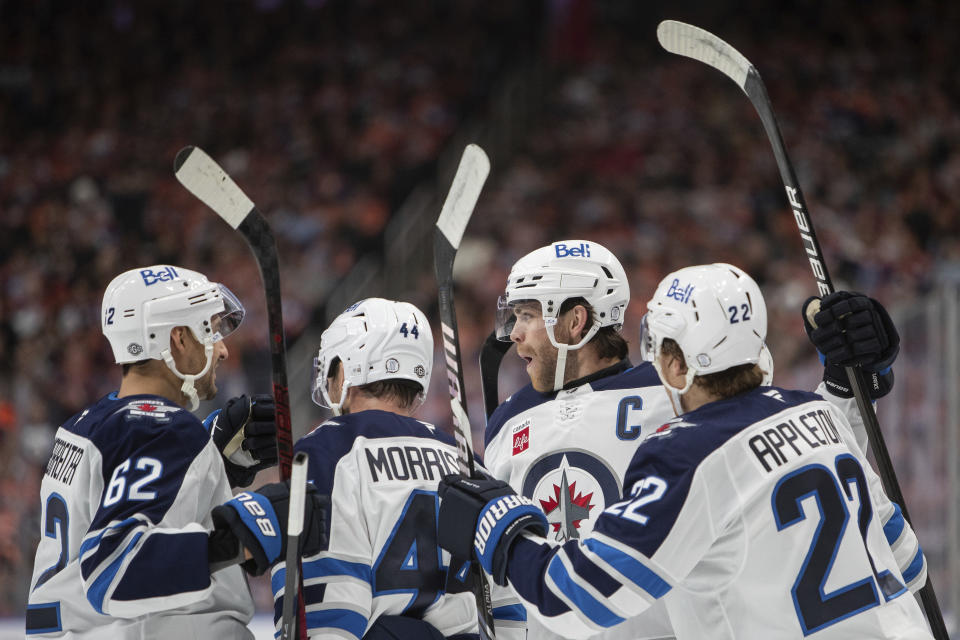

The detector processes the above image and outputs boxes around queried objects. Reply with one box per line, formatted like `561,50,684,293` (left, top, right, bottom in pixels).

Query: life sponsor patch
512,418,531,456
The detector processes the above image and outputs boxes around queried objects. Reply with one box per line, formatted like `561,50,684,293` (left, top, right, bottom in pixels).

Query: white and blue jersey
271,410,524,640
502,387,931,639
27,393,254,638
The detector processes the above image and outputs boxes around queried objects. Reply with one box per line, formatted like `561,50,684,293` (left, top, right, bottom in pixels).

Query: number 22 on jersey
773,454,905,635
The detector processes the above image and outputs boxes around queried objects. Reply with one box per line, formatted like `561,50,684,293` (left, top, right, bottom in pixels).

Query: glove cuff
823,365,894,399
212,492,283,576
475,495,547,584
223,459,257,489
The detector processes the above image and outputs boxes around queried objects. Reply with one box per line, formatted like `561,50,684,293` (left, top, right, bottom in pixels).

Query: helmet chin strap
161,342,214,411
546,321,601,392
330,380,352,416
653,356,697,415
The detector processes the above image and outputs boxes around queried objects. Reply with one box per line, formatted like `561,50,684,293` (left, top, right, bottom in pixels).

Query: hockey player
439,263,933,639
483,241,924,638
271,297,524,640
26,265,327,638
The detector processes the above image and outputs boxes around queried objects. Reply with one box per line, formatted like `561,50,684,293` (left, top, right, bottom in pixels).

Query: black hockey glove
209,481,329,577
802,291,899,399
205,394,279,487
438,475,547,587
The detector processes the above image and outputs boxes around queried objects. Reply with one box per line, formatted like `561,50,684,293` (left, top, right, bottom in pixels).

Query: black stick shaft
743,69,948,640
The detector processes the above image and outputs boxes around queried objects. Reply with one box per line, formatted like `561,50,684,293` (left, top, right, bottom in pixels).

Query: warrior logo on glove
476,494,539,554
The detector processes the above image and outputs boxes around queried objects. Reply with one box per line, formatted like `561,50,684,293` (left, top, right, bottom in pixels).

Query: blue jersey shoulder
66,393,209,476
591,361,661,392
485,383,551,446
597,386,822,557
296,410,454,493
67,393,214,532
485,361,661,446
638,386,821,460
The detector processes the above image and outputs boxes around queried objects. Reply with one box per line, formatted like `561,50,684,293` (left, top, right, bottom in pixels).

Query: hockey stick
173,146,307,639
480,330,512,421
656,21,947,638
281,451,309,640
434,143,497,639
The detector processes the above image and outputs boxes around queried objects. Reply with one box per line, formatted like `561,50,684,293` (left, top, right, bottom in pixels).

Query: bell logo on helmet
554,242,591,259
414,365,426,378
665,279,695,304
127,343,143,356
139,266,180,286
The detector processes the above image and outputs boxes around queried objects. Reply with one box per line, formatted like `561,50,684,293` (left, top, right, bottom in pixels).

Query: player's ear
169,326,189,353
569,304,590,340
667,351,688,377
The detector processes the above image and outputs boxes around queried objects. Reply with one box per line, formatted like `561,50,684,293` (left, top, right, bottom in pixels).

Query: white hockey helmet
495,240,629,391
312,298,433,415
101,265,243,409
642,263,767,393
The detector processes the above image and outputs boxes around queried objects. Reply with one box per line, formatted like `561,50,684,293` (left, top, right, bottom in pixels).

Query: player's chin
199,378,218,401
530,367,554,393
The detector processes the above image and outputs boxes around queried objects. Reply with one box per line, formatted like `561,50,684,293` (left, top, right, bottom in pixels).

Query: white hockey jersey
26,392,254,639
502,387,932,639
271,409,524,639
484,361,926,639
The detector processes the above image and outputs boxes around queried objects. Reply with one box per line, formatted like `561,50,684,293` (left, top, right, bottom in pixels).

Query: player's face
188,317,229,401
510,302,564,392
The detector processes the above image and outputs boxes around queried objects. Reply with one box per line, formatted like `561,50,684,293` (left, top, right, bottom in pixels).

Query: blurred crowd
415,0,960,431
0,0,540,613
3,0,960,621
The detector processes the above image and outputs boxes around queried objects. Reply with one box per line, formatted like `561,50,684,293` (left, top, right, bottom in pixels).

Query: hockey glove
802,291,899,399
209,481,329,576
438,475,547,586
205,394,279,487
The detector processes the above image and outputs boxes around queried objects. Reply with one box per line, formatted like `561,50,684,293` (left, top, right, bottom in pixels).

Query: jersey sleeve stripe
305,609,368,639
545,555,625,628
78,516,139,572
882,503,906,544
84,531,144,613
492,603,527,621
582,537,672,598
303,556,372,583
902,547,926,585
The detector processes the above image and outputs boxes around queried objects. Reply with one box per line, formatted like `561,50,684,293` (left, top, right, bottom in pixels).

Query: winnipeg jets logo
522,450,620,543
126,401,179,420
539,462,594,540
650,417,697,439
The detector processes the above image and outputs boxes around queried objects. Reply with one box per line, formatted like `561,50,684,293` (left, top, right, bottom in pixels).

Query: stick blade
287,451,309,536
174,146,255,229
436,144,490,250
656,20,753,91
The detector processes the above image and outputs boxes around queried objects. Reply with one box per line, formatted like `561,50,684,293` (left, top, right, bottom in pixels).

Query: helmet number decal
105,307,115,325
399,322,420,339
728,303,752,324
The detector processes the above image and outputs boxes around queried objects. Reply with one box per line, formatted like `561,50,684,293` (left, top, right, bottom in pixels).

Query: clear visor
638,313,655,362
311,354,335,407
495,297,548,341
211,285,245,341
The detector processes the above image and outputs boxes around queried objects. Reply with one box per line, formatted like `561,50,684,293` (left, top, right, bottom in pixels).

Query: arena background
2,0,959,636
